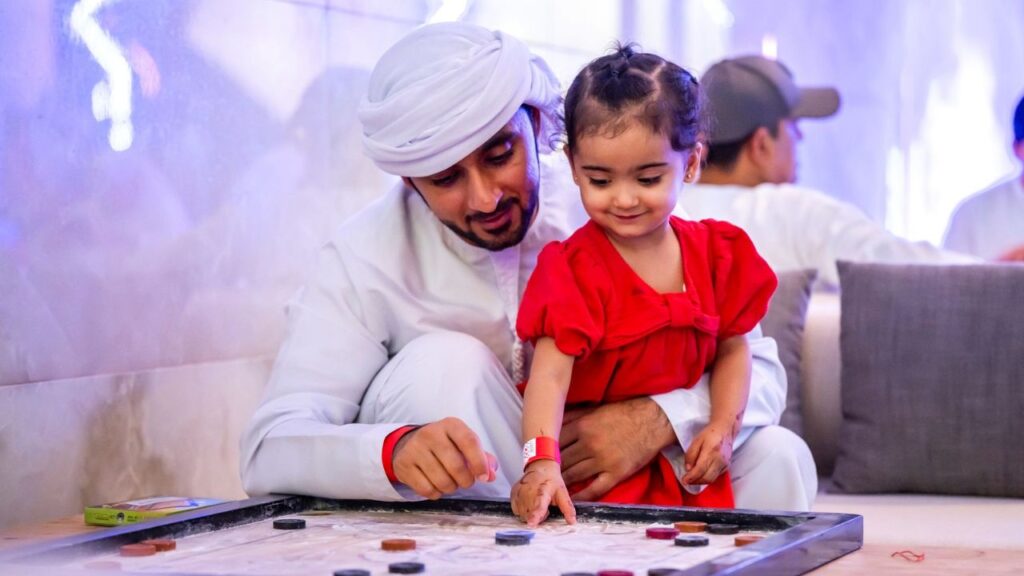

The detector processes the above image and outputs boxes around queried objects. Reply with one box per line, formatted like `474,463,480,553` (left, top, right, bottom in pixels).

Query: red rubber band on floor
890,550,925,562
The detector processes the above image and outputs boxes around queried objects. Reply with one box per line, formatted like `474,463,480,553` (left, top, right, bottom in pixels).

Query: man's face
764,118,802,184
405,108,541,251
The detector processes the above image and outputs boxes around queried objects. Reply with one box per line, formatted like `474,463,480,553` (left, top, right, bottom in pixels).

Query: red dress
516,217,777,508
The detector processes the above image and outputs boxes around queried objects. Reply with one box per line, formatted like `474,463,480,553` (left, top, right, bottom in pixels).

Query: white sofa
801,291,1024,551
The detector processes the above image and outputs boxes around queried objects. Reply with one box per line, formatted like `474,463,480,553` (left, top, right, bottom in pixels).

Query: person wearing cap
240,24,817,511
680,55,972,288
944,94,1024,262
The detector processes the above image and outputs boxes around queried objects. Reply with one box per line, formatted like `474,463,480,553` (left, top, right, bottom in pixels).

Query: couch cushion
832,261,1024,497
759,268,816,436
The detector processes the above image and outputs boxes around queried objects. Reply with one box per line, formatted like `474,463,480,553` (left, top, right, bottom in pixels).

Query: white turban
358,23,563,177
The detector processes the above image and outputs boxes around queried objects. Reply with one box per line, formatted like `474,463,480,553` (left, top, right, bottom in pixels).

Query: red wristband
522,436,561,470
382,425,419,483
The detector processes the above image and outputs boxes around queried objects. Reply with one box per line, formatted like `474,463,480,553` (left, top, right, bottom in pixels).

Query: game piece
334,570,371,576
388,561,426,574
706,523,739,535
674,534,710,547
645,526,678,540
673,521,707,533
648,569,685,576
496,529,535,541
495,531,531,546
273,518,306,530
735,534,765,547
119,543,157,557
596,571,634,576
140,538,176,552
381,538,416,551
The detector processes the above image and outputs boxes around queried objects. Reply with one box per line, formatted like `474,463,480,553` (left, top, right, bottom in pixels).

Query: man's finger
572,472,616,502
417,451,460,495
404,465,442,499
562,407,593,426
446,423,490,482
559,438,591,470
554,486,577,525
561,457,598,485
559,419,580,450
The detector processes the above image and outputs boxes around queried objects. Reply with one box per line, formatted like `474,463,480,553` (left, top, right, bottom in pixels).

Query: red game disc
645,527,678,540
141,538,176,552
119,543,157,557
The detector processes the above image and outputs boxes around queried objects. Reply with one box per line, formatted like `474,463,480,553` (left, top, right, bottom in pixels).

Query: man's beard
443,191,539,252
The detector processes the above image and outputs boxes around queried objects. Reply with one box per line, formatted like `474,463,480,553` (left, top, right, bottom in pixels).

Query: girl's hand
510,460,577,527
682,424,734,486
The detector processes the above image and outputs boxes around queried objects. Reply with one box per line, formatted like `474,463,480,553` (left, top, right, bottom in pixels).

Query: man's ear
402,177,419,193
745,126,775,169
526,105,542,135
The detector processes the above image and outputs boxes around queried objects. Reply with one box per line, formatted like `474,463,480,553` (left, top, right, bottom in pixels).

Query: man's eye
486,150,513,165
431,173,459,187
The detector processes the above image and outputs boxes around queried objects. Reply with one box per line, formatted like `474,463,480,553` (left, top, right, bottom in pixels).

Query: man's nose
466,170,503,213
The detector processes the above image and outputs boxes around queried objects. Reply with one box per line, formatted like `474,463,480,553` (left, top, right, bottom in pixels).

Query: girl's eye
587,178,610,187
638,176,663,185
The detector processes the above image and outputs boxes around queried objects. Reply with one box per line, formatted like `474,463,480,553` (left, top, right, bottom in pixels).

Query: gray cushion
832,261,1024,497
760,269,816,437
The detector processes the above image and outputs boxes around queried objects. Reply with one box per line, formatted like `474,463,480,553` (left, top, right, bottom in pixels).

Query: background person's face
765,118,803,184
405,108,541,251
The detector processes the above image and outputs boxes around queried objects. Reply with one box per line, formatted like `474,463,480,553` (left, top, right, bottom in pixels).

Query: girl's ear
684,142,704,182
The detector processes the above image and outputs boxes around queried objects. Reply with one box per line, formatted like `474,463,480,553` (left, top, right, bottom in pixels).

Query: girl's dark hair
563,43,704,153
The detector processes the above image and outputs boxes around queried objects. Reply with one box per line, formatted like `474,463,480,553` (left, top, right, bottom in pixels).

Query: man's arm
239,241,405,500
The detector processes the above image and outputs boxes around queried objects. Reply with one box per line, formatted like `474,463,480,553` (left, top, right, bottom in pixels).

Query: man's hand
559,397,676,501
391,417,497,499
510,459,577,527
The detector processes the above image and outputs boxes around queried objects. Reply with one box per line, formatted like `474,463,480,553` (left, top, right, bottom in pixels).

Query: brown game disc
674,521,707,533
381,538,416,551
141,538,176,552
119,543,157,557
735,534,765,547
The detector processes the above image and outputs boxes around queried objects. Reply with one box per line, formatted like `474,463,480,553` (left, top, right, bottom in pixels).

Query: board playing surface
60,509,773,575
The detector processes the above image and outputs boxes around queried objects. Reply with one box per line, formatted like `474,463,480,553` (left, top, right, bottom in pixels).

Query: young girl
511,46,777,526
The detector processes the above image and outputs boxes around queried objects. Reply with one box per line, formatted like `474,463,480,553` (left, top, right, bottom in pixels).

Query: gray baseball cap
702,55,840,145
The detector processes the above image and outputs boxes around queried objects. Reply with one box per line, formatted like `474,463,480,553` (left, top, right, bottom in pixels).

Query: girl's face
566,120,701,246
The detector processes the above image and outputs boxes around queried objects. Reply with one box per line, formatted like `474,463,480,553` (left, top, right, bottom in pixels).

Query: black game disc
674,534,710,547
272,518,306,530
495,533,531,546
706,523,739,535
389,562,426,574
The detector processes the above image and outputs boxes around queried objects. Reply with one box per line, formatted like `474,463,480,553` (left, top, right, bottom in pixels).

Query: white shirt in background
944,176,1024,260
679,182,975,288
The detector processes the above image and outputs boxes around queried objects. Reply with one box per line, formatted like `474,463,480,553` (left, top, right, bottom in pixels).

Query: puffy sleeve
704,220,778,341
516,241,607,359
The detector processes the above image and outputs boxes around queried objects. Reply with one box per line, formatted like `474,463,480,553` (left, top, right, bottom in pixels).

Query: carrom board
0,495,862,575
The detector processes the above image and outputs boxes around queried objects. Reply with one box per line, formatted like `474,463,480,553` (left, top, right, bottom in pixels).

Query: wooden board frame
0,495,862,575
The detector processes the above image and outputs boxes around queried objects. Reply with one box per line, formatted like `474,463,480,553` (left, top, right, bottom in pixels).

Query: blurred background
2,0,1023,408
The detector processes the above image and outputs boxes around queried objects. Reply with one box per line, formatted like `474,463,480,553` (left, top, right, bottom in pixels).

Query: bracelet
522,436,561,470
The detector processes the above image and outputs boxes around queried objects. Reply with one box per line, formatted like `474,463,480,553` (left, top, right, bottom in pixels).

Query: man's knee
732,425,818,510
365,331,518,422
739,425,816,475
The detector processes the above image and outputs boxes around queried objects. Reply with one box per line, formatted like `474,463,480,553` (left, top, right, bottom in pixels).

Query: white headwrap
358,23,563,177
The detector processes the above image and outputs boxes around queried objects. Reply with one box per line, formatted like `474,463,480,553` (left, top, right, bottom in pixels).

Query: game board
0,496,862,575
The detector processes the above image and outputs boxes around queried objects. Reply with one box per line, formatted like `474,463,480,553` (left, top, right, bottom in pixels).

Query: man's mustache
467,198,519,223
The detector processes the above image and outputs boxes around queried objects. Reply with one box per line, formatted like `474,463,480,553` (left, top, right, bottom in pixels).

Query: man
944,94,1024,261
682,55,973,288
240,24,817,512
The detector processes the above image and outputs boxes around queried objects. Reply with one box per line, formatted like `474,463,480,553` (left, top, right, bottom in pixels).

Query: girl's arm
681,335,751,486
511,337,577,526
708,335,751,440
